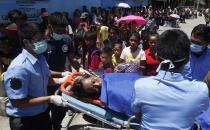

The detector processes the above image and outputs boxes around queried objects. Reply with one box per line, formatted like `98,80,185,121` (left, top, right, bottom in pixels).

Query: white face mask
52,33,63,40
190,42,206,53
33,40,48,54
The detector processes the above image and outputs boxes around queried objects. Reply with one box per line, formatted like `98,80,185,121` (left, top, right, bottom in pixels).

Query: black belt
9,108,49,119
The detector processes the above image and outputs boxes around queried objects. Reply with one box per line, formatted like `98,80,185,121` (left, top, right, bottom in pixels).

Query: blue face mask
52,33,63,40
33,40,48,54
190,42,205,53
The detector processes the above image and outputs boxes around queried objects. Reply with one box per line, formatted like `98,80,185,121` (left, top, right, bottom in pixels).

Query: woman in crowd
145,32,160,76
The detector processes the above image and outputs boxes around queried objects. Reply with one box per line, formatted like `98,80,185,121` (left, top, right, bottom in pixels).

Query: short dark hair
41,8,47,13
108,26,116,33
130,32,140,41
148,31,159,39
103,39,113,48
18,23,40,46
72,74,93,97
191,24,210,44
157,29,190,69
8,9,27,23
48,12,69,28
119,20,126,27
114,39,123,48
101,46,113,56
84,30,97,41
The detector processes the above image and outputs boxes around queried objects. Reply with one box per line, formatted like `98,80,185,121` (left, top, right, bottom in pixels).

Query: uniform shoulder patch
62,44,69,53
10,78,22,90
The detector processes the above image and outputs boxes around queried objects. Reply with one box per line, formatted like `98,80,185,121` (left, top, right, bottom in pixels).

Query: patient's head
72,74,102,97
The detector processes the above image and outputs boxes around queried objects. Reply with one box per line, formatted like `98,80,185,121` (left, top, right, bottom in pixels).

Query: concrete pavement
158,15,205,36
0,16,206,130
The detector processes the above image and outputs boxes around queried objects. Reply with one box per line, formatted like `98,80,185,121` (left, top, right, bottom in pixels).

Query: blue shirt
182,49,210,130
183,48,210,81
4,49,51,117
132,71,209,130
46,35,72,71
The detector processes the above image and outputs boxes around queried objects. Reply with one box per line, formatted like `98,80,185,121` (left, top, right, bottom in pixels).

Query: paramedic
183,24,210,81
46,12,80,130
4,23,68,130
132,29,209,130
183,24,210,130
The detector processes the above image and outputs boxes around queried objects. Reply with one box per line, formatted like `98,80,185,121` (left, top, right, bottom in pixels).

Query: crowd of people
0,4,210,130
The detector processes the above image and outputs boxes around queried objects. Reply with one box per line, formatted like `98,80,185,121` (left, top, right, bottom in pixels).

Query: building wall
0,0,149,22
0,0,101,22
101,0,148,8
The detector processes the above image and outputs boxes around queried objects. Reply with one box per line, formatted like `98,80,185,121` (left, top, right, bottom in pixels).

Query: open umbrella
170,14,180,19
116,2,131,8
116,15,148,27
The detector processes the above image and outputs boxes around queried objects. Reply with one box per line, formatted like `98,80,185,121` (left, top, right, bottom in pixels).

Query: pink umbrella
116,15,148,27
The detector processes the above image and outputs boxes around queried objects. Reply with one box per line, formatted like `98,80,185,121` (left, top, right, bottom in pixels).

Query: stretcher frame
59,72,201,130
62,93,140,130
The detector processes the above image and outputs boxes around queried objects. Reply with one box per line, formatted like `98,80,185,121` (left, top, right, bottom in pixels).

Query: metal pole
197,0,200,10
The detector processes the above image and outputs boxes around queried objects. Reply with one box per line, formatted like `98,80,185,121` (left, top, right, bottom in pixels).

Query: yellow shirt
120,46,146,63
112,54,120,68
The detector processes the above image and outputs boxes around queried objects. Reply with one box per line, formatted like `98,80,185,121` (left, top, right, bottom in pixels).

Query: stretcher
59,72,201,130
60,72,140,130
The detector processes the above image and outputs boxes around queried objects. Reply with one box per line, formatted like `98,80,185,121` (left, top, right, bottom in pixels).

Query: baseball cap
80,12,89,19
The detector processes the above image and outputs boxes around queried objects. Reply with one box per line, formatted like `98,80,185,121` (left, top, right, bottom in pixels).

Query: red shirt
96,63,113,75
145,49,160,76
6,29,18,40
85,48,101,71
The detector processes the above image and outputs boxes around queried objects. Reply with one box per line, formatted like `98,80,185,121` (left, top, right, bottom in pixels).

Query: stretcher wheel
60,72,83,95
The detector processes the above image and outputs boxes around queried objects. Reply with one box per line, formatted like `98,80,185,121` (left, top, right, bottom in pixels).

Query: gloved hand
58,75,69,84
79,68,91,75
61,71,71,77
49,95,68,107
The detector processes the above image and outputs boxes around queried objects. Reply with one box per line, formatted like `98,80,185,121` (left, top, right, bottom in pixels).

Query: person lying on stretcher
71,72,142,116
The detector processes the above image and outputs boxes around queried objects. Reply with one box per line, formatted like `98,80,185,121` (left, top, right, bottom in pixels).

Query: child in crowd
107,27,118,45
112,41,123,68
141,30,150,50
96,47,113,75
83,30,101,71
120,32,146,73
100,38,115,51
145,32,160,76
118,21,130,47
